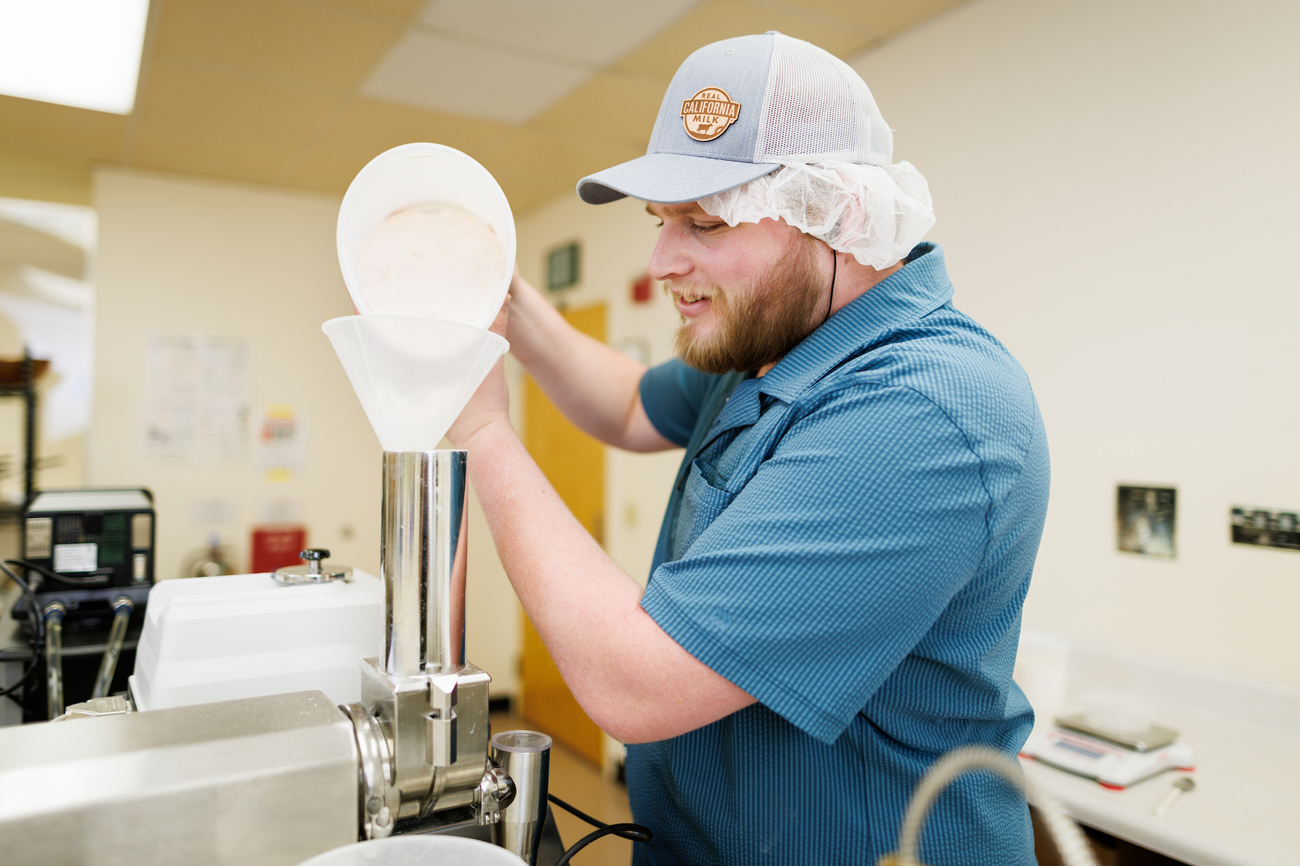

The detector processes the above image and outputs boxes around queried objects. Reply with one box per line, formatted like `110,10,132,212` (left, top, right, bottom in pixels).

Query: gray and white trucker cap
577,31,894,205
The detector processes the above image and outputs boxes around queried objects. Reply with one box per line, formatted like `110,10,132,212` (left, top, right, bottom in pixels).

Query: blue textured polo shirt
631,244,1048,865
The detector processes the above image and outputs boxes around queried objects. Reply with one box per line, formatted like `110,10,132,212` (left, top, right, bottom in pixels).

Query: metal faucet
880,746,1098,866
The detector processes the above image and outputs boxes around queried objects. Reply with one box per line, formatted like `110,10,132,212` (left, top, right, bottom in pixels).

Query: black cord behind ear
825,246,838,324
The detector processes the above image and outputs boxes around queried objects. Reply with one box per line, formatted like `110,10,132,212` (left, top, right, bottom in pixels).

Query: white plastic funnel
323,315,508,452
337,143,515,329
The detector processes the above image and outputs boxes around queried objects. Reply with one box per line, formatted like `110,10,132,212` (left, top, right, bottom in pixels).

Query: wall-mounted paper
144,335,249,459
257,404,305,481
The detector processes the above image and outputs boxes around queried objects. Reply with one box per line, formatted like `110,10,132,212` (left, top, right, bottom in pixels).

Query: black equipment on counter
11,489,155,622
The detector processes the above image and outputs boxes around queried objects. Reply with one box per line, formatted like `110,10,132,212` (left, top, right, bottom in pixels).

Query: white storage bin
129,571,384,711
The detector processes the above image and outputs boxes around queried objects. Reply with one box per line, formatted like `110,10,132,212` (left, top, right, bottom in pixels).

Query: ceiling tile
478,129,643,214
0,151,93,206
311,98,511,163
613,0,874,81
5,0,962,210
139,59,344,144
279,147,367,195
313,0,427,22
155,0,400,91
0,96,128,162
128,118,301,184
285,97,513,193
776,0,970,37
419,0,702,67
530,73,665,149
362,30,592,124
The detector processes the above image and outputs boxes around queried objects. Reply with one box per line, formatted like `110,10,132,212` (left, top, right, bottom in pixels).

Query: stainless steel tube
489,730,552,866
43,602,65,720
381,450,467,677
92,596,134,698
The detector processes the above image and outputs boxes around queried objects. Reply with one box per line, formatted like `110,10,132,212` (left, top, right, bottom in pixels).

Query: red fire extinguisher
250,525,307,573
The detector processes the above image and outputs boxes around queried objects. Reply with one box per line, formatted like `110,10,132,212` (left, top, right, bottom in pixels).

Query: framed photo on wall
1117,485,1176,559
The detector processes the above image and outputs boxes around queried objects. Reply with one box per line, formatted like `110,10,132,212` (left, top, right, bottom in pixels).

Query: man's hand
446,294,512,450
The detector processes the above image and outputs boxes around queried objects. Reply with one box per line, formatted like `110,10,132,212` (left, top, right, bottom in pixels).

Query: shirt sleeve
638,359,719,448
640,383,993,745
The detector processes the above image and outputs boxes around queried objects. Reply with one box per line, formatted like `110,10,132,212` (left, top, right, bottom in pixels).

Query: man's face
646,201,828,375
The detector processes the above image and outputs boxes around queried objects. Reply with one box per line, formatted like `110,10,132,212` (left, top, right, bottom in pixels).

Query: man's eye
693,222,723,233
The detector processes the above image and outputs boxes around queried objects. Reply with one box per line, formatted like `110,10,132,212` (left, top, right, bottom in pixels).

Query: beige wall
86,167,677,702
850,0,1300,685
80,0,1300,708
513,195,685,588
514,0,1300,690
511,194,684,766
89,168,520,695
92,168,374,576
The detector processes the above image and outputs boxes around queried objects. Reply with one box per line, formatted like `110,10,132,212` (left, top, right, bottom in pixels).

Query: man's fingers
488,294,510,338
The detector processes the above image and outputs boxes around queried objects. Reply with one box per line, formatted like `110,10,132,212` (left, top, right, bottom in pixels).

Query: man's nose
648,230,691,282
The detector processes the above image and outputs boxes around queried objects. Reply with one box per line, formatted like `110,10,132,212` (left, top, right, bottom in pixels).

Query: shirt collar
757,243,952,403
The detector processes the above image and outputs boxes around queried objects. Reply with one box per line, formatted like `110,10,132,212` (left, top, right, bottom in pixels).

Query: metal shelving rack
0,349,43,520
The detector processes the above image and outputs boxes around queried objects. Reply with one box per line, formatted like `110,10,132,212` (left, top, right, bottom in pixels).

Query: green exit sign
547,241,580,291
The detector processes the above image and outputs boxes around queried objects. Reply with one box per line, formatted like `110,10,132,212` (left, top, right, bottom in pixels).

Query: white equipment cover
130,571,383,711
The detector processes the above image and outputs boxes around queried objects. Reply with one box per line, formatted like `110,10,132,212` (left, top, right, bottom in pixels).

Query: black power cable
6,558,110,587
0,562,46,703
547,792,652,866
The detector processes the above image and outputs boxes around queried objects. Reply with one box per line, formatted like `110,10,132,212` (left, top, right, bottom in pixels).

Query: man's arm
453,415,757,743
507,270,674,453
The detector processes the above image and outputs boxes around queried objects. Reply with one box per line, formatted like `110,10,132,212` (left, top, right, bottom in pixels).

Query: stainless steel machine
0,147,570,865
0,447,552,865
0,296,560,865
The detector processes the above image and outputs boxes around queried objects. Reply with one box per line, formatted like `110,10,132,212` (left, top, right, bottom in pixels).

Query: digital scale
1020,714,1195,789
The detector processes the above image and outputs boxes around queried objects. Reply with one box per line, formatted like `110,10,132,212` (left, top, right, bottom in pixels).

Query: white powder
356,203,506,325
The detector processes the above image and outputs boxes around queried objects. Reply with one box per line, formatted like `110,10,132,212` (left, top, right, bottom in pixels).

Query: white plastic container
337,143,516,329
129,571,384,711
297,836,523,866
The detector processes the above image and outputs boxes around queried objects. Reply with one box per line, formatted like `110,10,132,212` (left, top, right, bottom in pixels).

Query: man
448,32,1048,865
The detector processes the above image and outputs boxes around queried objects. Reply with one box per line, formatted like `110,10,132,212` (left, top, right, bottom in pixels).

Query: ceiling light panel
419,0,703,67
0,0,150,114
362,30,592,124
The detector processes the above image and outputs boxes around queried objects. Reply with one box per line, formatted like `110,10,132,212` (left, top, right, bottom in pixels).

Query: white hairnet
697,160,936,270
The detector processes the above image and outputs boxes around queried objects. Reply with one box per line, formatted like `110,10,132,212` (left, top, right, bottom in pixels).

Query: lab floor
490,712,634,866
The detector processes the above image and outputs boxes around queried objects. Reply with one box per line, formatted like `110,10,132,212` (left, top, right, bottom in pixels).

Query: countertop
1017,634,1300,866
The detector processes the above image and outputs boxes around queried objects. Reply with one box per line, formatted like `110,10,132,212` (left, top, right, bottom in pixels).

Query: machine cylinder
489,730,552,866
92,596,134,698
43,602,65,720
381,450,468,677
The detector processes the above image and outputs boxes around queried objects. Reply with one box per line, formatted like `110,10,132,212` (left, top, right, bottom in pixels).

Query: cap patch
680,87,741,142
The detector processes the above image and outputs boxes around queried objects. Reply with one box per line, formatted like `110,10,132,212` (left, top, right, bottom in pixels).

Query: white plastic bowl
337,143,516,329
297,835,523,866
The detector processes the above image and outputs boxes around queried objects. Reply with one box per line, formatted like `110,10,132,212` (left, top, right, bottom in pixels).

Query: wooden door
521,302,606,767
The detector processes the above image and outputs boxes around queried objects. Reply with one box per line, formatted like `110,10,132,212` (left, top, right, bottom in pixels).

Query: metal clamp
426,673,458,768
475,763,516,826
342,702,400,840
273,548,353,586
58,695,133,720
